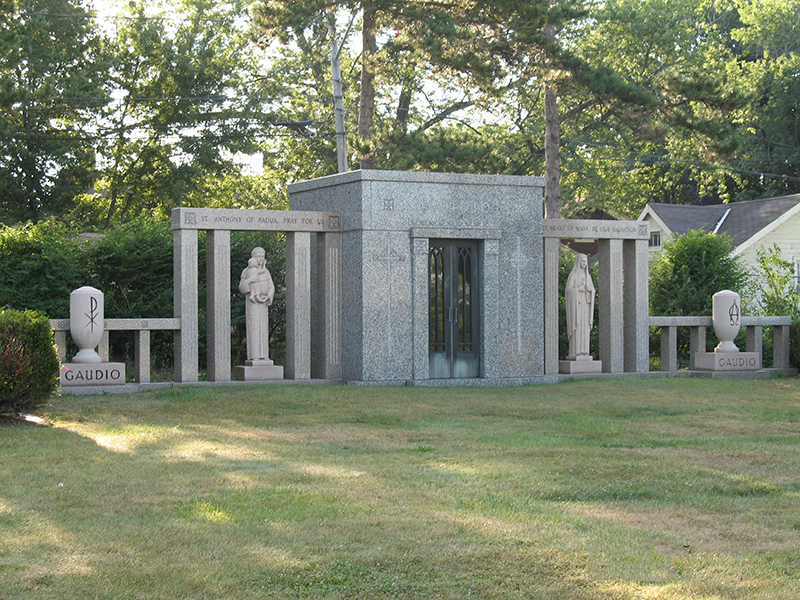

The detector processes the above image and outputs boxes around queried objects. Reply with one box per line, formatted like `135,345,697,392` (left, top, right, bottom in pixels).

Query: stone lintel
51,318,181,331
172,207,341,232
287,169,545,194
650,316,713,327
741,315,792,326
650,316,792,327
410,227,501,240
543,219,649,240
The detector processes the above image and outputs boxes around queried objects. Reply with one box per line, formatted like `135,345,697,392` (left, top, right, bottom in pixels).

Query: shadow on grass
2,379,799,599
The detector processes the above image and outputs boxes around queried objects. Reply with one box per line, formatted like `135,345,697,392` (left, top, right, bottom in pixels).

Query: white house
637,194,800,273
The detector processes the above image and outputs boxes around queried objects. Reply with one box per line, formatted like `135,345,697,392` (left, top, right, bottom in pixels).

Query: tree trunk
328,13,348,173
544,82,561,219
543,22,561,219
358,1,377,170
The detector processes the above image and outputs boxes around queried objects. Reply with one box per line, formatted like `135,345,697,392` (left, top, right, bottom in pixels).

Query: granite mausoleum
289,170,545,383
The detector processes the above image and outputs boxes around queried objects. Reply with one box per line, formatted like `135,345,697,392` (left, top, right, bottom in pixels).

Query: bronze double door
428,239,479,379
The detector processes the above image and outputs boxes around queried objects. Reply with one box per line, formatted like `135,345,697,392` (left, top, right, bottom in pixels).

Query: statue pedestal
234,359,284,381
694,352,760,371
559,356,603,374
61,363,126,386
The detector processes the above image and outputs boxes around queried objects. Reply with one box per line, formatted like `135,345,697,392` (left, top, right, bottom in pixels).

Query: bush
749,245,800,368
751,245,800,316
791,319,800,369
650,229,749,317
0,309,60,414
85,218,175,370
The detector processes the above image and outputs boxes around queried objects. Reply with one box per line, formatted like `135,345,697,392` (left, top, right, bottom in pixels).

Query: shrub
751,245,800,316
650,229,749,317
85,218,175,370
0,309,60,414
791,319,800,369
750,245,800,368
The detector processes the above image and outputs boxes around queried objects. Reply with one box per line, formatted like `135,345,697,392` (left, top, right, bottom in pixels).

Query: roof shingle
647,194,800,248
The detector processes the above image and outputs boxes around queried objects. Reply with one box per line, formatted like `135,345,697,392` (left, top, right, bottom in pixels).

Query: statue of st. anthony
239,247,275,363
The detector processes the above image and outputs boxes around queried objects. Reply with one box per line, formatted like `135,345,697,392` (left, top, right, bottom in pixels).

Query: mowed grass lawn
2,377,800,599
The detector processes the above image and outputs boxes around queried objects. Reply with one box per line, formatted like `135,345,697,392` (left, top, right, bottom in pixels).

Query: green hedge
0,309,60,414
0,220,87,318
0,217,288,374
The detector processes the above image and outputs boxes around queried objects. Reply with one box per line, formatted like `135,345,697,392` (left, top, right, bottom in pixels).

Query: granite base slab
694,352,761,371
61,362,126,386
559,359,603,374
234,364,284,380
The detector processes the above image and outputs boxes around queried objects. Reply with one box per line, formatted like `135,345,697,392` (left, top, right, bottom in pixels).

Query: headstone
559,254,602,374
61,286,125,386
695,290,760,371
234,247,284,381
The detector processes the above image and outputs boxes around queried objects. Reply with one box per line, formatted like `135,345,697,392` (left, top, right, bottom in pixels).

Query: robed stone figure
239,247,275,364
565,253,595,360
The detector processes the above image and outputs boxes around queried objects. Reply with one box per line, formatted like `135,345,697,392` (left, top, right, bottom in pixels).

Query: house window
795,260,800,288
649,232,661,248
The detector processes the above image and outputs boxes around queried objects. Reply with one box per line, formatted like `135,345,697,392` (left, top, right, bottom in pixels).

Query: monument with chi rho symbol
60,286,126,386
695,289,761,371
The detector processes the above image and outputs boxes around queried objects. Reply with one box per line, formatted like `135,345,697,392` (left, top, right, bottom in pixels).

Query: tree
547,0,742,217
251,1,570,173
727,0,800,200
252,1,672,219
0,0,104,224
91,0,265,228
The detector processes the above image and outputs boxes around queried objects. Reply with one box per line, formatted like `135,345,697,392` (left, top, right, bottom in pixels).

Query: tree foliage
0,0,799,226
91,0,264,227
727,0,800,200
751,244,800,317
250,0,600,182
649,229,749,317
0,0,104,223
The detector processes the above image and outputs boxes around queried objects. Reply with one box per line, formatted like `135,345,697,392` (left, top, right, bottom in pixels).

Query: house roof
641,194,800,249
